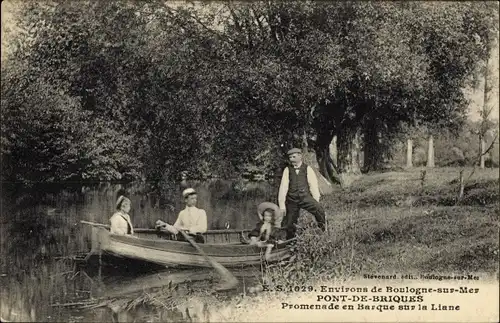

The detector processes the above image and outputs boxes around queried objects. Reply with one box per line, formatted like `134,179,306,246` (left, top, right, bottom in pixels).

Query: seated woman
110,195,134,235
156,188,207,243
247,202,286,248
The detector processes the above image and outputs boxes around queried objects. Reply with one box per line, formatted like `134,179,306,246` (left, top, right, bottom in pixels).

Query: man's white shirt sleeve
307,166,321,202
278,168,289,209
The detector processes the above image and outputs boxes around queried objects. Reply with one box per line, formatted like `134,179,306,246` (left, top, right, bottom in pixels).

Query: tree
1,1,159,182
478,39,499,169
198,2,498,184
1,1,498,187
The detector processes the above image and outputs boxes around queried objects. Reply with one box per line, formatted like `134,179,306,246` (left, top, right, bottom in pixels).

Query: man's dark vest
287,163,309,198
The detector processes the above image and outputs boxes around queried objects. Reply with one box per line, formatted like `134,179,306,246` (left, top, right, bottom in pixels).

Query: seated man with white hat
156,188,208,243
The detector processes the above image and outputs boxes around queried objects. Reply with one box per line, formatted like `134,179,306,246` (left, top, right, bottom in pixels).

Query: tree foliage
1,1,498,185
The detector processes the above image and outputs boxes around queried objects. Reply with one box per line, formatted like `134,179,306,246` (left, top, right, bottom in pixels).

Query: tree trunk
426,135,435,168
330,136,338,167
359,149,364,170
406,139,413,168
480,137,486,168
315,130,341,185
302,131,308,155
363,124,383,172
457,169,465,204
480,55,489,169
337,127,362,187
306,149,335,195
351,132,362,173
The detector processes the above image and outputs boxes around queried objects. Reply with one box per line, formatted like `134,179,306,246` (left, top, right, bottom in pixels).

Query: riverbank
115,167,498,322
2,167,497,322
267,167,499,281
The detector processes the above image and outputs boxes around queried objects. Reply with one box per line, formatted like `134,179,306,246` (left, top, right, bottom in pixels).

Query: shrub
263,216,362,289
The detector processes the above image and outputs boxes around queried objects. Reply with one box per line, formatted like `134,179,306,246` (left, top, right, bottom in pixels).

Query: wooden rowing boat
88,225,292,268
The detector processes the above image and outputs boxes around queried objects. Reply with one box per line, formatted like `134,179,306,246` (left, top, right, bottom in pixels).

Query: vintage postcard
1,1,498,322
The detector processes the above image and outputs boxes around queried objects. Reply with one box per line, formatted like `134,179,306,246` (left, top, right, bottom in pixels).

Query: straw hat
257,202,283,227
182,188,197,198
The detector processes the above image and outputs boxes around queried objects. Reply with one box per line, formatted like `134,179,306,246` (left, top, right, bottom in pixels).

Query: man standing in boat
156,188,208,243
278,147,326,239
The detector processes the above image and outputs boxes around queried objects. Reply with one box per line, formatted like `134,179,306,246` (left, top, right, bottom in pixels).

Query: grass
98,167,498,322
320,167,499,276
337,167,498,207
349,205,499,273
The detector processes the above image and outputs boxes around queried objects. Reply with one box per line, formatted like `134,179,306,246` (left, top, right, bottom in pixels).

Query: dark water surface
0,180,275,322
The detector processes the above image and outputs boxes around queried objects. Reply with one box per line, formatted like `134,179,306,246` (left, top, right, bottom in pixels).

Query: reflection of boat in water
102,268,259,299
86,268,261,323
89,226,291,268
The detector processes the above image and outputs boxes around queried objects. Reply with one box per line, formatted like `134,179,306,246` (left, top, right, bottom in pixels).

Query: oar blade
179,230,239,291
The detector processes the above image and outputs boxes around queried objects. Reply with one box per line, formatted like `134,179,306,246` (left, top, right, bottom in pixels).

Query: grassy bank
115,167,498,322
261,167,499,280
223,167,499,322
335,167,498,207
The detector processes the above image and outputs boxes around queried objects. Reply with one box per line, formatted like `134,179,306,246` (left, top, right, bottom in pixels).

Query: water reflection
100,268,260,323
1,180,275,322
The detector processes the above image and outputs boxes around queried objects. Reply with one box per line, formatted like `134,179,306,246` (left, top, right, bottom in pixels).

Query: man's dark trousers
284,193,326,240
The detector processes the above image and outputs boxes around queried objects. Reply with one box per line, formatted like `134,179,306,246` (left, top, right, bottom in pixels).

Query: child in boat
110,195,134,235
247,202,286,247
156,188,207,243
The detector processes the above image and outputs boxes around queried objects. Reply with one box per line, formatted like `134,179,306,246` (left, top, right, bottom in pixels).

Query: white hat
182,188,197,198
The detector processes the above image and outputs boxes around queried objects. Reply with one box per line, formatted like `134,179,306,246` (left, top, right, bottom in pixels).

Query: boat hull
92,227,291,268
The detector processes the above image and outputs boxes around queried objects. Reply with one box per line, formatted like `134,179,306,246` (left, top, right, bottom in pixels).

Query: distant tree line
1,1,498,187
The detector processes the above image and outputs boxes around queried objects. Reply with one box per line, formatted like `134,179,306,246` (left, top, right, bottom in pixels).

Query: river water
0,180,276,322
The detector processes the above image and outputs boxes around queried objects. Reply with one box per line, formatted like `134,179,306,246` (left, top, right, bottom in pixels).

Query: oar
81,220,110,228
178,230,238,291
